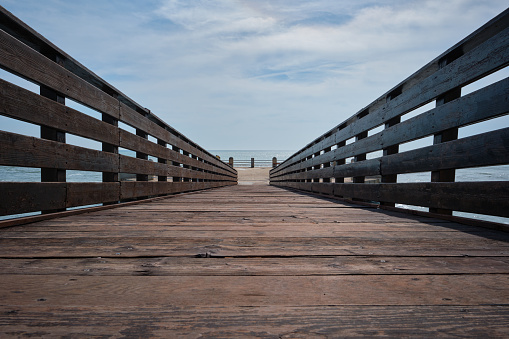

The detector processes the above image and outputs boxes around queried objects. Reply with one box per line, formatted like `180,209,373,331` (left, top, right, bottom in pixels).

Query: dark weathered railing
0,6,237,223
270,9,509,226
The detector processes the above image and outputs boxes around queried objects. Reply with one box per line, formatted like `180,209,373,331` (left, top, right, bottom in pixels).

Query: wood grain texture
1,184,508,337
0,130,119,172
0,29,119,119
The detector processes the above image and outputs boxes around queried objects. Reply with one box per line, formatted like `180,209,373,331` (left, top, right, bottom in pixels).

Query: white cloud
1,0,508,149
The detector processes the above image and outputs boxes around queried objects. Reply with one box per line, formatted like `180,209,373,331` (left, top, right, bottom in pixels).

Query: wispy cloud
1,0,508,149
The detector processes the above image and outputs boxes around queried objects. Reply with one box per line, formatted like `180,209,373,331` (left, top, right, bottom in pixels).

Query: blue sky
1,0,508,150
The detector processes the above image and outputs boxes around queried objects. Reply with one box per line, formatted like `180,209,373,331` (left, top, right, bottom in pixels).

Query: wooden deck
1,180,509,337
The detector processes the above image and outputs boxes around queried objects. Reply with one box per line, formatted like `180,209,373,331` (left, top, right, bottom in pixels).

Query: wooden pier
1,177,509,337
1,5,509,337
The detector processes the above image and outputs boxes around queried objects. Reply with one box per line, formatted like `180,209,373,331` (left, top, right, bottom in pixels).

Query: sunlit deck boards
1,184,509,337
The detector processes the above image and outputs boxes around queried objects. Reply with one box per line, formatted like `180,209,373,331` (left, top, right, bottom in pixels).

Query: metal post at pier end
272,157,277,168
229,157,234,167
251,158,255,168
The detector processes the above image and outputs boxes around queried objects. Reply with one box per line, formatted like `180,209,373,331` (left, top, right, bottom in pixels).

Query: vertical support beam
172,146,181,182
353,131,368,183
40,86,66,183
306,155,313,183
136,128,149,182
334,141,346,185
430,87,461,215
158,139,167,182
272,157,277,168
182,150,190,182
322,147,332,183
40,55,65,213
251,158,255,168
229,157,234,167
313,151,321,183
102,112,119,205
191,154,198,182
380,116,401,207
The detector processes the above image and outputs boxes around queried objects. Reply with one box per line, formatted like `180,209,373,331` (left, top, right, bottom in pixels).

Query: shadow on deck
1,173,508,337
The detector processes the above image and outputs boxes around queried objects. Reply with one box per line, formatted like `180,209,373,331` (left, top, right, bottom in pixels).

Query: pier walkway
1,168,509,337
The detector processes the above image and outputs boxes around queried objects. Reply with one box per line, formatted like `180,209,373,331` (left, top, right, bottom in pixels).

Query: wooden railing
270,9,509,226
226,157,280,168
0,6,237,222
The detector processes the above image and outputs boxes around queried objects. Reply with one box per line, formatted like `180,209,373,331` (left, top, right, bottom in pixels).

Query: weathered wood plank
118,131,235,178
275,181,509,217
282,77,509,174
0,130,119,172
0,236,508,258
0,182,66,216
274,26,509,175
1,274,508,306
118,103,235,176
0,79,119,145
381,127,509,175
1,181,509,336
2,256,508,276
0,29,119,118
66,183,120,207
1,305,508,338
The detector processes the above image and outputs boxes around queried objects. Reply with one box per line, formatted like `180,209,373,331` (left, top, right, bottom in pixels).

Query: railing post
40,54,66,213
334,141,346,185
430,88,461,215
172,146,181,183
272,157,277,168
313,151,321,183
102,111,119,205
136,127,149,182
353,131,368,184
429,53,462,215
229,157,234,167
381,116,401,207
322,147,332,182
251,158,255,168
182,150,190,182
157,139,167,183
306,155,313,183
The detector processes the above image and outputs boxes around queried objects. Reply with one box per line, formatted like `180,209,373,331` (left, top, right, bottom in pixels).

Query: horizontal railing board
118,130,234,177
0,182,67,216
65,183,120,208
0,79,119,145
118,155,233,181
119,103,191,156
0,129,235,181
272,25,509,176
274,9,509,173
0,28,120,119
120,105,231,174
119,181,236,200
380,127,509,176
272,127,509,181
273,181,509,218
0,5,228,170
310,77,508,171
0,17,232,178
272,66,509,177
0,130,119,172
119,155,170,177
0,181,237,216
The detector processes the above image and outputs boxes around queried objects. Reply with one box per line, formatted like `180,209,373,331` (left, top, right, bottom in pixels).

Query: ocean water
1,152,508,224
